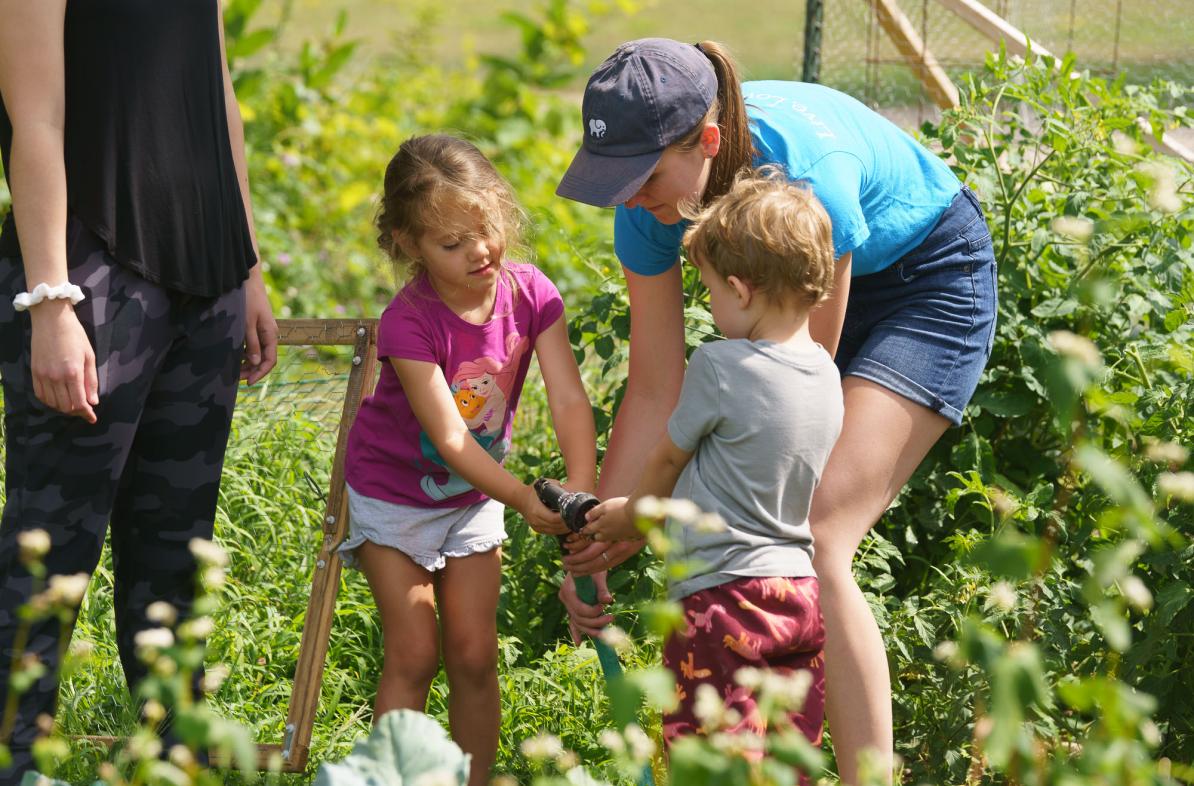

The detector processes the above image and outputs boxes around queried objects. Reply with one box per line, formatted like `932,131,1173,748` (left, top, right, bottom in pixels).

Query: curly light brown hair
375,134,526,276
683,166,836,308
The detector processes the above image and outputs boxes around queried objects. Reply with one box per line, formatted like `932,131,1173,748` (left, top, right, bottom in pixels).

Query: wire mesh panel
815,0,1193,125
212,319,377,771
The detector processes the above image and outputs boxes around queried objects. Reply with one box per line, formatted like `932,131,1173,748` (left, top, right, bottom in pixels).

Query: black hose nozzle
533,478,599,534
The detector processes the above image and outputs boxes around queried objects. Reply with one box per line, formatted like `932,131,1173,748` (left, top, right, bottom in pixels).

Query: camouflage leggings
0,219,244,780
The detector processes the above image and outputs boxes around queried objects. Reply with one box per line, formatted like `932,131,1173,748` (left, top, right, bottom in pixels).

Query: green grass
261,0,1193,88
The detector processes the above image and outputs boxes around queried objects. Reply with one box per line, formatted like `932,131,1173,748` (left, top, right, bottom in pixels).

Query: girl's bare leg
438,548,503,786
357,541,441,720
812,378,950,785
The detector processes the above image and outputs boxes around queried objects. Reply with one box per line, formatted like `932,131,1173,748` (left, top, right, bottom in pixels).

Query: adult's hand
558,572,614,643
29,300,97,423
562,538,644,577
241,270,277,385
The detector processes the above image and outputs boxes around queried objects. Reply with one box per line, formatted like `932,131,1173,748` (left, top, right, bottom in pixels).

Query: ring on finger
601,551,610,564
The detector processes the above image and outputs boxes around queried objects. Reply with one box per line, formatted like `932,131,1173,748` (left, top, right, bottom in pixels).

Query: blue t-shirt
614,81,961,278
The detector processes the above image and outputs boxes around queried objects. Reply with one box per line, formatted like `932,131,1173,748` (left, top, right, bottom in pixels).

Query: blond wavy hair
683,166,836,307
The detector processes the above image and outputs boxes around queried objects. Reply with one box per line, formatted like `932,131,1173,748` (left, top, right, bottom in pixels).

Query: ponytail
678,41,754,206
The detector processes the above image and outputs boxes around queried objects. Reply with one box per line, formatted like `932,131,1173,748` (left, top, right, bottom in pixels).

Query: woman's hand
519,484,568,535
563,538,644,577
581,496,641,542
241,269,278,384
558,571,614,643
29,300,98,423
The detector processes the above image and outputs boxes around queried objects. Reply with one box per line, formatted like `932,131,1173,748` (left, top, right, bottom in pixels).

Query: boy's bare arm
583,433,693,541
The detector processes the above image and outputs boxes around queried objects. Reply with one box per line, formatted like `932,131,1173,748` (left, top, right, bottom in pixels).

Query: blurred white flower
1047,330,1102,368
634,496,665,519
168,745,194,769
1051,215,1093,242
554,751,579,771
623,724,655,762
933,641,960,664
1111,131,1139,156
598,728,626,753
759,669,812,710
659,498,701,523
135,627,175,651
181,616,215,639
202,663,231,693
1137,160,1183,213
692,684,740,729
69,640,95,660
48,573,90,606
142,699,166,724
693,513,727,533
986,581,1017,613
1120,575,1153,611
203,566,227,588
188,538,229,568
598,625,633,656
17,529,51,561
733,666,764,690
520,733,563,761
146,601,177,626
1144,440,1189,466
1158,471,1194,502
693,683,724,725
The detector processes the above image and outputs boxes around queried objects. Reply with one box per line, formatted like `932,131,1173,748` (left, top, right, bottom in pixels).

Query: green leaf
972,530,1046,581
1074,444,1152,514
313,709,470,786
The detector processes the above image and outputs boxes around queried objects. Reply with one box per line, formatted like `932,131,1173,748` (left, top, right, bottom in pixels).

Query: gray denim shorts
338,484,507,572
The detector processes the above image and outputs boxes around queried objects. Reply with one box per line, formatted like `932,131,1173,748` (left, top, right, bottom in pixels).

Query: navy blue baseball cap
556,38,718,208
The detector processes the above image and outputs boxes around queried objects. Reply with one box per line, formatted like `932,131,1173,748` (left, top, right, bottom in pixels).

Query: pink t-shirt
345,262,565,508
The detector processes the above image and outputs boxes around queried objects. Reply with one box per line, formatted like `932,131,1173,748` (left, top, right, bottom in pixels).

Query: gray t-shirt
666,339,843,600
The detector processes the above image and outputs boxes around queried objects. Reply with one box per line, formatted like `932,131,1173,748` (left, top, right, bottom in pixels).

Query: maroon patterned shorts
663,576,826,747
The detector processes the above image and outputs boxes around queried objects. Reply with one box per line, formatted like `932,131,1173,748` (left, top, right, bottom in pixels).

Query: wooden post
934,0,1054,58
870,0,960,109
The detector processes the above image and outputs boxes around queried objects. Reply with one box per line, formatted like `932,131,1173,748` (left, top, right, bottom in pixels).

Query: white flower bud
634,496,665,519
520,733,563,761
1047,330,1102,368
1120,575,1153,611
1051,215,1093,242
598,625,633,656
48,573,90,607
188,538,229,568
1158,471,1194,502
1144,440,1189,466
17,530,51,561
623,724,655,761
146,602,178,626
599,729,625,753
985,581,1017,613
134,627,175,651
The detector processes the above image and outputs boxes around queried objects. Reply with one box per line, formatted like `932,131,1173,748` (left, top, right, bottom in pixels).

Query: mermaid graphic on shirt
419,333,529,500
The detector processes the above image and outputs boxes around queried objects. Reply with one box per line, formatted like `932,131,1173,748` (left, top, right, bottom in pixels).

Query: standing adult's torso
0,0,255,296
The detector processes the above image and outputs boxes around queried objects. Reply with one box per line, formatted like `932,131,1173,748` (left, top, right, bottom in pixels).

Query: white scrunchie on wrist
12,282,86,312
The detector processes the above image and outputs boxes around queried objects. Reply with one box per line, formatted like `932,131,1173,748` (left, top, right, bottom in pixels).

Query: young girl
341,134,595,786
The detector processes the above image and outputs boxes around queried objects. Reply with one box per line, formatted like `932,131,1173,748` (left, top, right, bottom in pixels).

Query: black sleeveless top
0,0,256,296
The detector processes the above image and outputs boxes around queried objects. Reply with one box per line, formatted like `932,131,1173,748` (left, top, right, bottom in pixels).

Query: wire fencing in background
809,0,1193,125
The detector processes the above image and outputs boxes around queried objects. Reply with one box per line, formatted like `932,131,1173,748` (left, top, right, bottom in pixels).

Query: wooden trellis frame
80,318,379,773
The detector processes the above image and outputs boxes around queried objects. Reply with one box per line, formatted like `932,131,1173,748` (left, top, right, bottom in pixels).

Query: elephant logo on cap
588,118,607,139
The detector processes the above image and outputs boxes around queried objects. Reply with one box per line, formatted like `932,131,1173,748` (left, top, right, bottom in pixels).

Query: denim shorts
836,186,997,425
